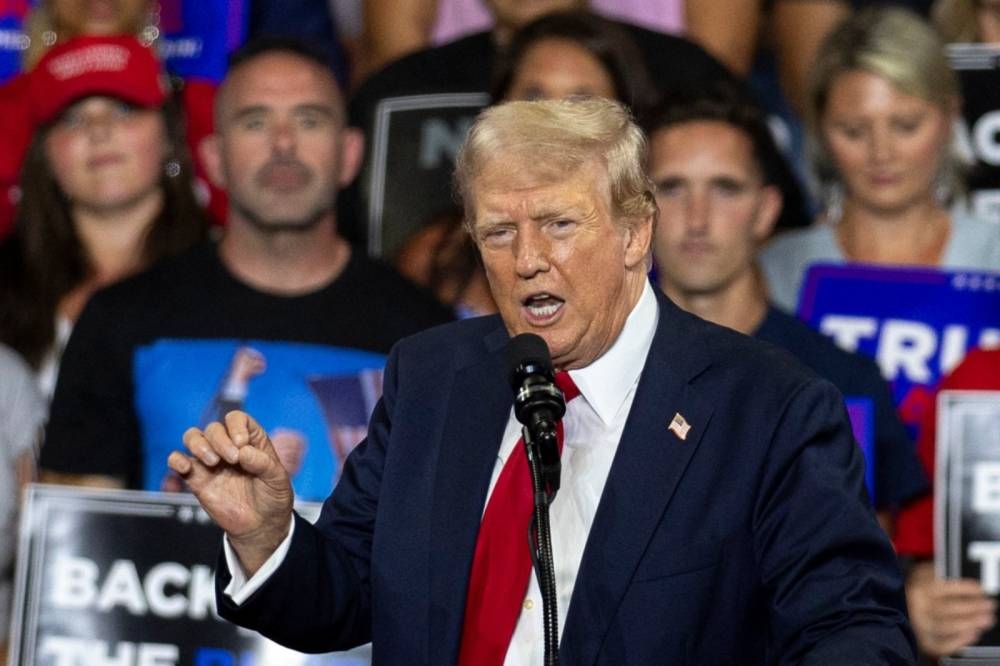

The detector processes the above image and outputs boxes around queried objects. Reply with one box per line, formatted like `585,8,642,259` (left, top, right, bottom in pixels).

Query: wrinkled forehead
216,52,345,126
467,155,612,220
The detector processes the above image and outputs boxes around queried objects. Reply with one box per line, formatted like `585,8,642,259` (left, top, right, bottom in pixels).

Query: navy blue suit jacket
218,290,915,664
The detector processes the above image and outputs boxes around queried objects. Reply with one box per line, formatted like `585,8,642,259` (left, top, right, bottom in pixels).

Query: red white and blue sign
797,263,1000,435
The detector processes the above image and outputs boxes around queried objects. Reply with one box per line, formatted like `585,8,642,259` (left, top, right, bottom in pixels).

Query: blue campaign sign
798,264,1000,428
0,0,31,84
157,0,246,83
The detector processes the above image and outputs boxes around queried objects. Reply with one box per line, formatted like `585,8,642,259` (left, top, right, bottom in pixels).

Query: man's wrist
229,519,293,576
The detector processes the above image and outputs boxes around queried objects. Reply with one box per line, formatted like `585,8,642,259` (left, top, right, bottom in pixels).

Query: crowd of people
2,0,1000,662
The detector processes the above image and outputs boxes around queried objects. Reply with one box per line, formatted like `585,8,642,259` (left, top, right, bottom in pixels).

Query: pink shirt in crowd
430,0,685,44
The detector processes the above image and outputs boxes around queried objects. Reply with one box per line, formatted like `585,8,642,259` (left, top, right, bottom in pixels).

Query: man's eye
481,227,512,243
714,180,745,196
656,182,683,197
298,115,321,129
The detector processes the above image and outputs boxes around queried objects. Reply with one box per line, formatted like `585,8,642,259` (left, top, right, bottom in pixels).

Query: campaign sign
0,0,30,84
935,391,1000,657
798,264,1000,430
949,43,1000,224
9,485,371,666
157,0,246,84
363,92,489,258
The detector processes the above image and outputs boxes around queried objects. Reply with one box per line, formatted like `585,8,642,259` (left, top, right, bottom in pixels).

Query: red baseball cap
28,35,169,127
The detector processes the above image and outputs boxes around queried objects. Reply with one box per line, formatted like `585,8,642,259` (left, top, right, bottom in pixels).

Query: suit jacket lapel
561,293,716,664
427,322,511,663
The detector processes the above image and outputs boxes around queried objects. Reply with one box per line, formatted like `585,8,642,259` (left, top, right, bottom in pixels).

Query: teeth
527,302,561,317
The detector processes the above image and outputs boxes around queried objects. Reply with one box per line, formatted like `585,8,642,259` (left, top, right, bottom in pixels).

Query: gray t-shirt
759,214,1000,312
0,343,45,642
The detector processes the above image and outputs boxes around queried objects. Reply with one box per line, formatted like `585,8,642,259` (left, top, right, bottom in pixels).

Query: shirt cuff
222,515,296,605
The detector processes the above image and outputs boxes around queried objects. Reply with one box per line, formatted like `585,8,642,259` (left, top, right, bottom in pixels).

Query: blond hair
807,7,964,198
454,97,657,229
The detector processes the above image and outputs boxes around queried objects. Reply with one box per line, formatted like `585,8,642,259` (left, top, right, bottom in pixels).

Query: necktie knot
555,371,581,404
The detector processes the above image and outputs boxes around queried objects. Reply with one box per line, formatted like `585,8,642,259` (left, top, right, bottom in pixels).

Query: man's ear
752,185,782,242
198,134,226,189
337,127,365,188
624,214,654,270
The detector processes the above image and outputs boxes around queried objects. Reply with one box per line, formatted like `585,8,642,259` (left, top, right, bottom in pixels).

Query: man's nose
685,191,711,234
513,226,551,278
271,120,297,154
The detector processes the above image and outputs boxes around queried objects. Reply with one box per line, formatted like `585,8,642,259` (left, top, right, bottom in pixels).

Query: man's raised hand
168,410,294,575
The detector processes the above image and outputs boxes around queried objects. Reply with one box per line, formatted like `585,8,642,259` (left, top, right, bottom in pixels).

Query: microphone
506,333,566,494
506,334,565,666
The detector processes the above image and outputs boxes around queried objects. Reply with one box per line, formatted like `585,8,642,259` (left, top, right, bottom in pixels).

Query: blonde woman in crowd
759,7,1000,313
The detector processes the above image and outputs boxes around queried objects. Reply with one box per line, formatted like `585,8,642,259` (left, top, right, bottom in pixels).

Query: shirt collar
567,280,659,426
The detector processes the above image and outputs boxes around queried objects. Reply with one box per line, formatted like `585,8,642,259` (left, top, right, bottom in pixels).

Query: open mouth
523,293,565,322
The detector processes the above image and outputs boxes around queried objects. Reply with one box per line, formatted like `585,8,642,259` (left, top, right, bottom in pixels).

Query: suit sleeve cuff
222,515,296,605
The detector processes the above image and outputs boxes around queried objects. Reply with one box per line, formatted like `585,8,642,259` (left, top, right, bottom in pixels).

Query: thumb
237,444,288,487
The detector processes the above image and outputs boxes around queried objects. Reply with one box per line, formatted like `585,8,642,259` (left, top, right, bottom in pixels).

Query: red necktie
458,371,581,666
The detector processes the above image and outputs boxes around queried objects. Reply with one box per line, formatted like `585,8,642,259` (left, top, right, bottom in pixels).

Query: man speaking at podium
169,97,915,664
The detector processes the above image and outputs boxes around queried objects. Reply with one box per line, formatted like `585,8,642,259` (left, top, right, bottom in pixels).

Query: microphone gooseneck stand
523,424,561,666
507,333,566,666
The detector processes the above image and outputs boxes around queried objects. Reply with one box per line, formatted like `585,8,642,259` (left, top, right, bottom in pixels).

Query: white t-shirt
0,343,46,641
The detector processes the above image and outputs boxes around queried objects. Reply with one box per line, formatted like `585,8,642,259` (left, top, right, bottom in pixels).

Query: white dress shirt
495,280,658,665
224,281,660,664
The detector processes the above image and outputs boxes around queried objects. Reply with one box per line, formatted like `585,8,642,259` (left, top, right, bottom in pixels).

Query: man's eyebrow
291,103,338,118
230,105,269,122
529,208,574,221
654,175,685,187
229,103,338,122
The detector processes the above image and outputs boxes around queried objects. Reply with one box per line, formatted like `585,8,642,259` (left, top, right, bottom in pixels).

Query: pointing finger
166,450,192,476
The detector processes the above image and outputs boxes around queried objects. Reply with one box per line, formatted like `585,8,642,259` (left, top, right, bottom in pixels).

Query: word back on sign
10,485,371,666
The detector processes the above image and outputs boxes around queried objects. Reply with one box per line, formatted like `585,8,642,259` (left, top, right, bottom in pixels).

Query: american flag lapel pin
668,412,691,441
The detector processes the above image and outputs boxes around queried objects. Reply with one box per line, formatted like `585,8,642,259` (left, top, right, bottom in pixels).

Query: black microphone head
506,333,565,427
506,333,554,390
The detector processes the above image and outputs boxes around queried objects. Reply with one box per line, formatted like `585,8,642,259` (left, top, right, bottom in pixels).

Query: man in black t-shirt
641,84,928,517
41,38,453,500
